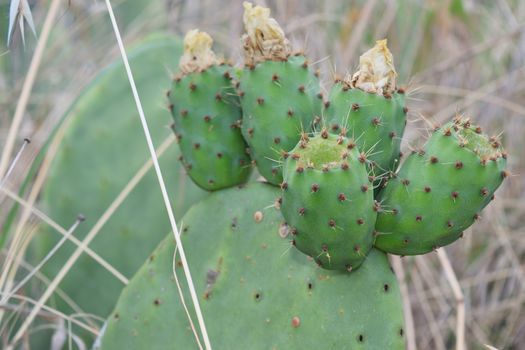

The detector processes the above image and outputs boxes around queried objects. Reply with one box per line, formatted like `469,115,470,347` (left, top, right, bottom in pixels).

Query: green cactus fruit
99,183,406,350
30,35,207,340
375,117,507,255
280,130,377,271
169,30,252,191
239,3,322,185
324,40,407,177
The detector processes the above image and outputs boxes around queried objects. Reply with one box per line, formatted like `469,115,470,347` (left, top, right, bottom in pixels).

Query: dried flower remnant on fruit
241,2,291,65
179,29,219,74
349,39,397,95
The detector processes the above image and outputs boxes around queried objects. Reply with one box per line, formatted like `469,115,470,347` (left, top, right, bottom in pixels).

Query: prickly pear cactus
17,2,510,348
324,40,407,176
30,36,207,324
280,130,376,271
375,118,507,255
239,2,322,185
169,30,252,191
98,183,406,350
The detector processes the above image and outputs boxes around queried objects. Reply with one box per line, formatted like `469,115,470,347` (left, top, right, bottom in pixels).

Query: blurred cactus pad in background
0,1,524,350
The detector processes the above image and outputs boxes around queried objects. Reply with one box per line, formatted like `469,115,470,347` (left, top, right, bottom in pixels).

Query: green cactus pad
375,118,507,255
239,55,322,185
324,83,407,176
169,64,252,190
280,132,377,271
99,183,405,350
30,36,207,327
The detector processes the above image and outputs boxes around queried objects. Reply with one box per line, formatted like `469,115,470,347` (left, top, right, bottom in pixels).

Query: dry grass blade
4,133,175,348
437,248,465,350
102,0,211,348
13,256,98,330
415,22,525,80
0,293,98,336
172,245,204,350
341,0,377,67
484,345,499,350
416,83,525,121
391,256,416,350
412,256,447,350
3,130,174,349
0,187,129,285
0,138,30,191
0,115,72,327
7,0,37,46
0,0,61,179
1,216,83,302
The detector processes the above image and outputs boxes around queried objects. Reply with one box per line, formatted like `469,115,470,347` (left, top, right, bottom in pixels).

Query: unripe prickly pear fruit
169,30,252,191
324,40,407,177
280,129,377,271
374,117,507,255
239,2,322,185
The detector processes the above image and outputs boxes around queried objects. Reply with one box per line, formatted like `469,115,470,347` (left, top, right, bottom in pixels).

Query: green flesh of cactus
374,118,507,255
280,133,376,271
169,64,252,190
99,183,405,350
239,55,323,185
324,83,407,176
29,36,207,341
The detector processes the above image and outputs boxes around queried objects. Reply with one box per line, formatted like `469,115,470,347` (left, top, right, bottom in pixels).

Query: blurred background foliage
0,0,524,349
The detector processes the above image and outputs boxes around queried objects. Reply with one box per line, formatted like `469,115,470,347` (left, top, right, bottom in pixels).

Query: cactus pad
169,30,252,191
324,40,407,176
375,118,507,255
239,2,322,185
280,131,376,271
239,55,322,185
99,183,405,349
